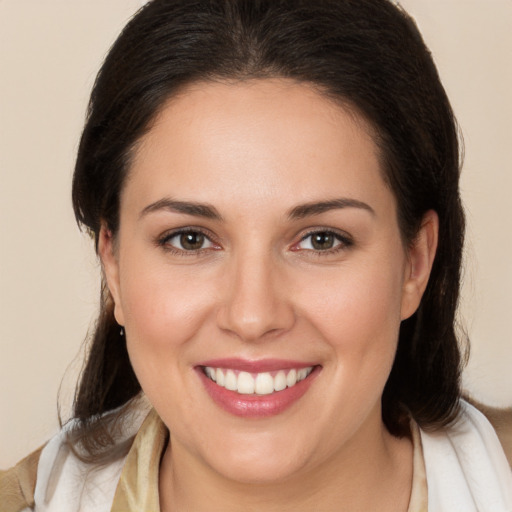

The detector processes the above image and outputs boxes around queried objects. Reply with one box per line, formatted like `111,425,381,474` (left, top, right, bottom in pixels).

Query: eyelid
291,227,354,252
156,226,221,253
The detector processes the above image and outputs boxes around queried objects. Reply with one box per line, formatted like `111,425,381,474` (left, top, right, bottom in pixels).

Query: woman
2,0,511,510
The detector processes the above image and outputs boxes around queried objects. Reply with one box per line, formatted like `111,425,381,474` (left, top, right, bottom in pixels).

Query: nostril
216,261,295,340
216,304,295,342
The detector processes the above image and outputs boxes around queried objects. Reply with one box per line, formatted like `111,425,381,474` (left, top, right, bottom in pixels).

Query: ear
98,225,125,326
400,210,439,320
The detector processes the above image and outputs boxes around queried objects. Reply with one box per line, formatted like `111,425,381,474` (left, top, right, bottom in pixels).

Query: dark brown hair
71,0,465,457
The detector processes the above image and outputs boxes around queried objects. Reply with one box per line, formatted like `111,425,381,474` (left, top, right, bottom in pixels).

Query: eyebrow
140,198,223,221
287,198,375,220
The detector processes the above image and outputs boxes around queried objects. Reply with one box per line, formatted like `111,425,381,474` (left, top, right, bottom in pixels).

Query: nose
216,250,295,342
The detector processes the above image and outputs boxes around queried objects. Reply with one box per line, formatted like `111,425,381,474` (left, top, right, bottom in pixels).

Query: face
101,79,436,484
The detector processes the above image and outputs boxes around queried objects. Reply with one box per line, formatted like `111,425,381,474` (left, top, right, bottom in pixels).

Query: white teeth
203,366,314,395
297,368,308,381
237,372,255,394
255,372,274,395
225,369,237,391
286,369,297,387
274,371,287,392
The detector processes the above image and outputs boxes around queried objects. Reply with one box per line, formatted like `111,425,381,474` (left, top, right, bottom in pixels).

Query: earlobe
98,225,125,326
400,210,439,320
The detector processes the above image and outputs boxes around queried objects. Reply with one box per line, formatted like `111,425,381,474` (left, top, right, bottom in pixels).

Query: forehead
125,78,391,215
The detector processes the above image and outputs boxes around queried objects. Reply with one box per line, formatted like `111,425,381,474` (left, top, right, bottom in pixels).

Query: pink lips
196,358,320,418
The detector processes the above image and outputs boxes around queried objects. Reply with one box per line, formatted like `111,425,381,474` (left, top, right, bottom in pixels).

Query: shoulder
468,398,512,468
420,399,512,511
33,404,150,512
1,404,149,512
31,419,128,512
0,445,43,512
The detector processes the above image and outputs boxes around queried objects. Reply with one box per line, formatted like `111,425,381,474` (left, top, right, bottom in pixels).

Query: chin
198,428,316,484
211,452,307,485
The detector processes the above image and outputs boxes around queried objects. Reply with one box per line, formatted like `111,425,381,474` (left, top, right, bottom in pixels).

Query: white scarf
421,401,512,511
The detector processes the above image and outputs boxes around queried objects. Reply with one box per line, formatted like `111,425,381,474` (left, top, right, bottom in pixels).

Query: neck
159,413,413,512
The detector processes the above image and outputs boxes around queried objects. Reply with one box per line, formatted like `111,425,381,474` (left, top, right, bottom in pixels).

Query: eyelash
156,228,219,256
156,228,353,256
293,229,354,255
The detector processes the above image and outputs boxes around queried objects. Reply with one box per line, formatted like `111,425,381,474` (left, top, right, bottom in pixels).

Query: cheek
337,287,400,385
118,261,219,420
117,258,220,395
119,260,213,340
295,254,405,390
302,260,404,340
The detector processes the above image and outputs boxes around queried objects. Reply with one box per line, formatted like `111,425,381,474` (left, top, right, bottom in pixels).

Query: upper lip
196,358,318,373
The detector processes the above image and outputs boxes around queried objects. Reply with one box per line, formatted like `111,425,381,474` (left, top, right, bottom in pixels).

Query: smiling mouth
202,366,315,395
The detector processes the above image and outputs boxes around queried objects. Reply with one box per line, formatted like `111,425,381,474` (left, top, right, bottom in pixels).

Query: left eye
296,231,346,251
163,231,215,251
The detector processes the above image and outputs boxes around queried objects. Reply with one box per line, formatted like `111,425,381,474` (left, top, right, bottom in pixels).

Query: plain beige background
1,0,511,469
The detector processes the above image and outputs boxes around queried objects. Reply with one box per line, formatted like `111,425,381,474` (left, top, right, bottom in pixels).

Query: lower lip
196,366,320,418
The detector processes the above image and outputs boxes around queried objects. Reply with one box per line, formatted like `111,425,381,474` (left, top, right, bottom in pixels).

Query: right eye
158,229,217,253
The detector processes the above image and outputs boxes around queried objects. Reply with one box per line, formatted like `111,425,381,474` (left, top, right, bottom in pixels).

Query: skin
100,79,438,511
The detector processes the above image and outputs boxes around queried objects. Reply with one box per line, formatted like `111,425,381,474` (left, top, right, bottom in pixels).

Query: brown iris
311,232,336,250
180,232,205,250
